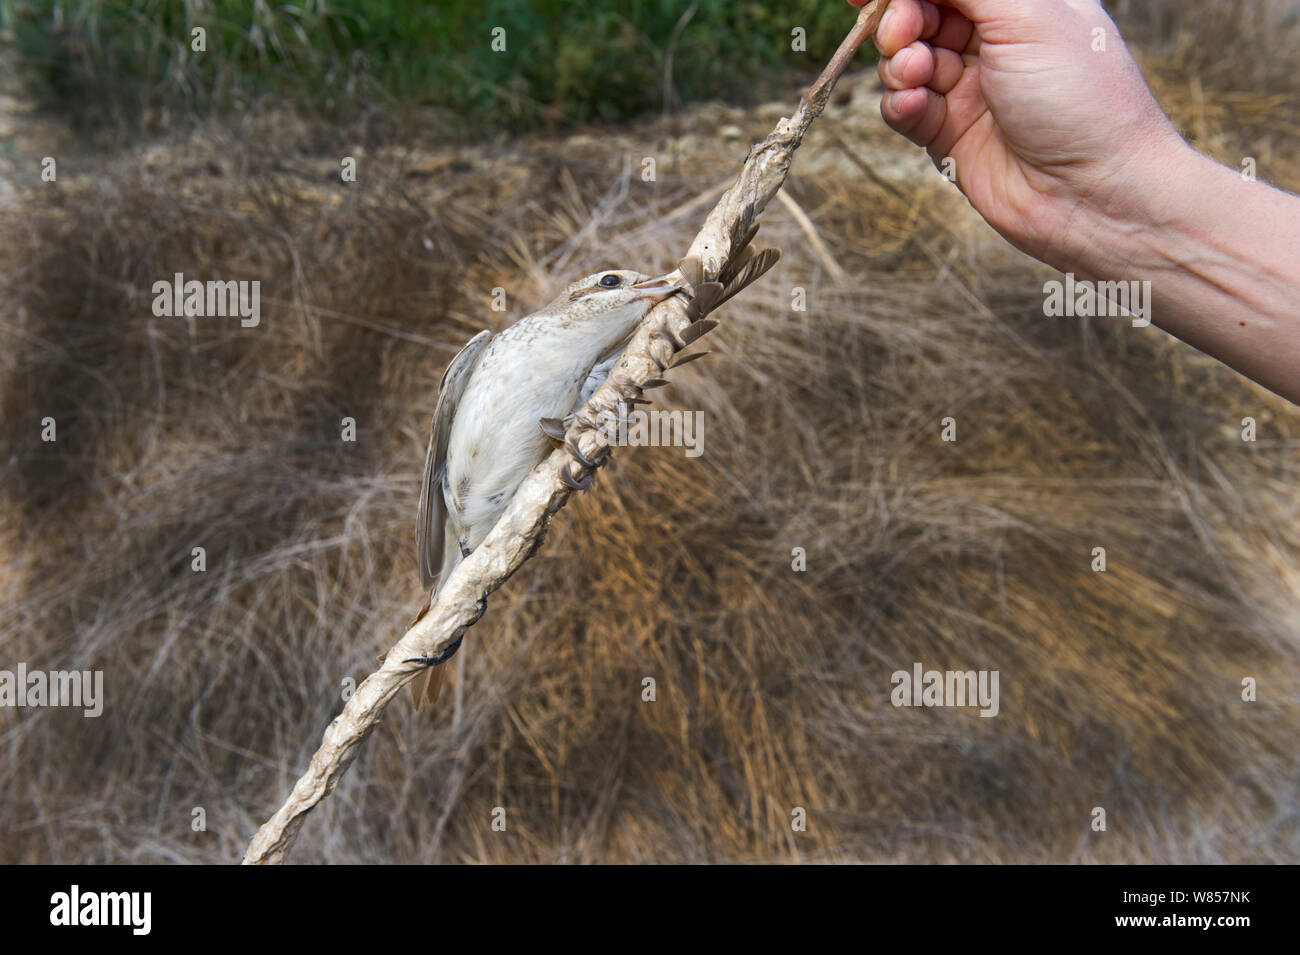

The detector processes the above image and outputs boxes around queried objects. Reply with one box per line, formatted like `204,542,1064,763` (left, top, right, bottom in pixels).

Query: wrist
1064,136,1208,282
1066,139,1300,402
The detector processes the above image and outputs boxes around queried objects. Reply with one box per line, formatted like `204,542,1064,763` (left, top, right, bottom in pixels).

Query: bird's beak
629,272,686,303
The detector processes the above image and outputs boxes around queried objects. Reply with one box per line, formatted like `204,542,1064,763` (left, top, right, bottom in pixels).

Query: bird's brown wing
417,329,491,590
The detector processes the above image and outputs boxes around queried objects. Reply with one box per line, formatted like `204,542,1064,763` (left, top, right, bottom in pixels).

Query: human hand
850,0,1191,273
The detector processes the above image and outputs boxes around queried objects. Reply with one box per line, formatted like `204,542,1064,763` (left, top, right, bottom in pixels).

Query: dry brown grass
1,1,1298,863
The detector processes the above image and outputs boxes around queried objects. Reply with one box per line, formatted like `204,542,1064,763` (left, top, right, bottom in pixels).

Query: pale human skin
850,0,1300,404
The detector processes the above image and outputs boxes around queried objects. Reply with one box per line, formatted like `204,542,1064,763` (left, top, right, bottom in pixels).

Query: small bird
408,268,685,707
409,218,780,710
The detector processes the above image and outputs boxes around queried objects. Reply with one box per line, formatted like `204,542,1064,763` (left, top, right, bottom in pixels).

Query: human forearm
866,0,1300,404
1073,143,1300,403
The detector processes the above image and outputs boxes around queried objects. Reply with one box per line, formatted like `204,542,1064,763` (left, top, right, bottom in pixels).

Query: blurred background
0,0,1297,863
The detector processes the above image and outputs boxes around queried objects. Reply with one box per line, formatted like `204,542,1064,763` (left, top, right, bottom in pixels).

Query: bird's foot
560,464,594,491
404,634,463,668
402,596,486,668
566,435,601,469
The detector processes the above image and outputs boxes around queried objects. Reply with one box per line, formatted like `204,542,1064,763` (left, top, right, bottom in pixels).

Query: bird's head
544,269,685,330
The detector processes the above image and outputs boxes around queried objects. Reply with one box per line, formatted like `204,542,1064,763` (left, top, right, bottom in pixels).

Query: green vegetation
1,0,874,131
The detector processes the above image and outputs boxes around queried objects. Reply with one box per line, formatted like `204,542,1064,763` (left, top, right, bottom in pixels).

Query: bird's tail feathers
411,665,447,711
410,528,464,711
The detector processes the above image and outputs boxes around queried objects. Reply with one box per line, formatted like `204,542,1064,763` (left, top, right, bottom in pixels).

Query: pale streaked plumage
409,215,783,709
410,268,683,707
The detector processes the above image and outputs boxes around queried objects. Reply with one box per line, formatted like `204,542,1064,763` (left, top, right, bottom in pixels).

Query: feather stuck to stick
677,211,782,329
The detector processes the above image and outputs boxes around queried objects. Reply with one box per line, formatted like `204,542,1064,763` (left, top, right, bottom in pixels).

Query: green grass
1,0,876,132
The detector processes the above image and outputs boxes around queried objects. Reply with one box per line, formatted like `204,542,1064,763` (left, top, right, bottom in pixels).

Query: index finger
870,0,944,57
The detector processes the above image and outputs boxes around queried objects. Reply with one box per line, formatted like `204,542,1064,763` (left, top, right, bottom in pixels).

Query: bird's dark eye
598,274,622,288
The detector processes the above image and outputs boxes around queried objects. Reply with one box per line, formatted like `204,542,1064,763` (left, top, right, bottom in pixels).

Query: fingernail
887,90,910,113
893,47,913,74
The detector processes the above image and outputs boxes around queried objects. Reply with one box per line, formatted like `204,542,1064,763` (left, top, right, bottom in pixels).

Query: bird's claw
560,464,593,491
404,634,464,668
566,436,598,469
401,596,485,669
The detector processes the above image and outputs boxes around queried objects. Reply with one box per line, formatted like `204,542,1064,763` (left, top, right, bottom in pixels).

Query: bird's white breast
442,318,601,546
